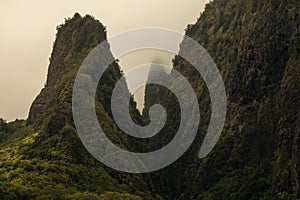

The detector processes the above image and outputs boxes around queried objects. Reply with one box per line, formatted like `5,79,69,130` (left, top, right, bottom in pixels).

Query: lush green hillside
0,13,154,200
144,0,300,199
0,0,299,199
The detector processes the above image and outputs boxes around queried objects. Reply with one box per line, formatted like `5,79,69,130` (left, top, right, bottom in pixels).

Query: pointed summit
27,14,107,125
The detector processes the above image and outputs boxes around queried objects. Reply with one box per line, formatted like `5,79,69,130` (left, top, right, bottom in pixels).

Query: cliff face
144,0,300,199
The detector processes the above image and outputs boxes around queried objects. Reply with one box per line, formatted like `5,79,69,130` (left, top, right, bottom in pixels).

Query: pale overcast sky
0,0,208,121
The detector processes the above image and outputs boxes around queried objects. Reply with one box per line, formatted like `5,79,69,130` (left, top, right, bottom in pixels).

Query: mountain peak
27,14,107,125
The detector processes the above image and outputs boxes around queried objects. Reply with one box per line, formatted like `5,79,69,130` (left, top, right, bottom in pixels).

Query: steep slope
143,0,300,199
0,1,299,199
0,13,154,200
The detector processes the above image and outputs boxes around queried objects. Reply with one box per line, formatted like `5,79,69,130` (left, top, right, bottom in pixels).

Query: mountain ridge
143,0,300,199
0,0,299,199
0,13,155,200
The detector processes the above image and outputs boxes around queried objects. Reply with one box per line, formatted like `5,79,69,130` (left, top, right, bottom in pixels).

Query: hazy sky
0,0,208,121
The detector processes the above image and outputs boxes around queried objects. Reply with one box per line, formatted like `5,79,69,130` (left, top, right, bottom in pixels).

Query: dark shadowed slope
144,0,300,199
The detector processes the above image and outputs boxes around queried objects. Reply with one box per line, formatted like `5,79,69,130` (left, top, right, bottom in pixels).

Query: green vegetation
143,0,300,199
0,119,140,199
0,13,151,200
199,168,271,199
0,0,299,199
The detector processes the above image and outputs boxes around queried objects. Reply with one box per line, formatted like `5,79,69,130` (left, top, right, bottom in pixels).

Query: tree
0,118,7,132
